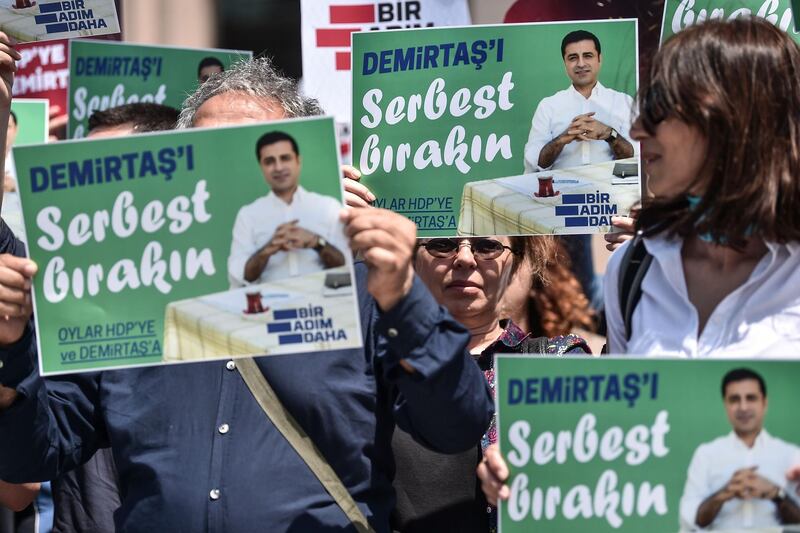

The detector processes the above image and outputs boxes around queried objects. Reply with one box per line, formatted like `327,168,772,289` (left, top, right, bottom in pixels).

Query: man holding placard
523,29,635,174
679,368,800,530
0,48,492,533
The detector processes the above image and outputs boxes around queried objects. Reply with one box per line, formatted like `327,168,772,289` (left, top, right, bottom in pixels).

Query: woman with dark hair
391,235,590,533
605,17,800,356
478,15,800,507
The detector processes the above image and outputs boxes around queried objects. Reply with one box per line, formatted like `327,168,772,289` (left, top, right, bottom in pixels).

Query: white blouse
605,236,800,357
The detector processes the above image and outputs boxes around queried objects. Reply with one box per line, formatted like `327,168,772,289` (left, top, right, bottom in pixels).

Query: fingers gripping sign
0,254,37,346
0,32,21,108
341,164,376,209
341,207,415,312
477,444,510,507
605,215,636,252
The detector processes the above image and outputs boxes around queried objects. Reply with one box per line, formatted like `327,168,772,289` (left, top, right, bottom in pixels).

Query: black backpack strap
618,231,653,342
519,336,549,355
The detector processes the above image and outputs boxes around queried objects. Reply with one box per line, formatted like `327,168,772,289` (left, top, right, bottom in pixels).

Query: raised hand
341,207,415,311
342,165,375,208
0,254,37,346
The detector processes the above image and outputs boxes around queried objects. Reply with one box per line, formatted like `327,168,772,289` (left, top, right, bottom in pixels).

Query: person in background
499,236,598,350
197,56,224,84
392,235,589,533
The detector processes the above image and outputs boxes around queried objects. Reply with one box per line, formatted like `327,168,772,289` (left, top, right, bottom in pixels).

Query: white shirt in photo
227,186,347,288
523,82,637,173
605,236,800,357
679,430,800,530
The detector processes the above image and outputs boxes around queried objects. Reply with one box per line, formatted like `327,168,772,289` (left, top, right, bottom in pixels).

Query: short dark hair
721,368,766,398
88,103,179,133
197,57,225,77
636,18,800,247
255,131,299,161
561,30,601,58
9,109,17,125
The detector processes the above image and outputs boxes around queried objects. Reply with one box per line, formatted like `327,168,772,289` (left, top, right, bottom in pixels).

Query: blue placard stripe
39,2,64,13
274,309,298,320
46,23,69,33
555,205,579,216
561,194,586,204
565,217,589,227
267,322,292,333
35,13,58,23
278,334,303,345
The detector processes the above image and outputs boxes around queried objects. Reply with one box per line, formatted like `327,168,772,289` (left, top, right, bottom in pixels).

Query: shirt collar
768,240,800,256
568,81,605,99
729,428,770,449
266,185,306,205
475,319,529,369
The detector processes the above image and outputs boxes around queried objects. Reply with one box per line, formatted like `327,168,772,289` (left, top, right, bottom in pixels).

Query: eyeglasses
421,238,514,260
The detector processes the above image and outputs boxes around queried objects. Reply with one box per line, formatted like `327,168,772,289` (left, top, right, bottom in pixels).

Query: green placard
68,40,252,138
496,356,800,532
352,20,639,237
10,99,48,146
15,117,363,375
661,0,800,44
5,98,49,238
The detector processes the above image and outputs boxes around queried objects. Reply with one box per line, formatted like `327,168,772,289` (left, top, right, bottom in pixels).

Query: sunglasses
421,238,514,260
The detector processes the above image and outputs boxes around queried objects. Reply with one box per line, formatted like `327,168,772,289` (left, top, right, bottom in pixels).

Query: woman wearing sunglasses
478,15,800,515
391,235,590,533
604,17,800,357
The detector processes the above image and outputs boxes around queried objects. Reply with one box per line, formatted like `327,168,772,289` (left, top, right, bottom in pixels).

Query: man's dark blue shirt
0,221,493,532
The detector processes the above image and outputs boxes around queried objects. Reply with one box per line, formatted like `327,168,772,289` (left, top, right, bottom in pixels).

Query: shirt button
218,424,230,435
226,360,236,371
209,489,220,501
0,360,4,370
387,328,398,338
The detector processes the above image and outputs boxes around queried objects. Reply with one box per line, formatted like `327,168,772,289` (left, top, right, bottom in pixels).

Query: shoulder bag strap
237,356,376,533
618,231,654,342
519,336,550,355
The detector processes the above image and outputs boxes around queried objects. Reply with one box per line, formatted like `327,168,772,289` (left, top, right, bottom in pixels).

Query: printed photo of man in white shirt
227,130,347,288
523,29,636,174
679,368,800,531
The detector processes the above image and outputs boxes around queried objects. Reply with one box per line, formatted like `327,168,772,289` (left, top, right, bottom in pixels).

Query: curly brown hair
507,236,595,337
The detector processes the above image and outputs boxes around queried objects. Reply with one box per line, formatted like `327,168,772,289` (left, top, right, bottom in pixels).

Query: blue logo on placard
34,1,109,34
267,306,348,345
554,192,618,227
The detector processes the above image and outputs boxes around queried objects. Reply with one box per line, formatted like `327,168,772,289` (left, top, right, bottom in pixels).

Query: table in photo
457,158,641,236
163,267,361,362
